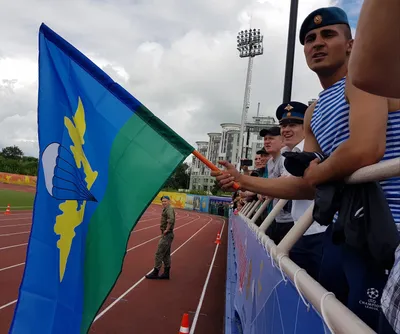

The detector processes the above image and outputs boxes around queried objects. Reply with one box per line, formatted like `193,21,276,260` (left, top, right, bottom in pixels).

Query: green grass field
0,189,35,210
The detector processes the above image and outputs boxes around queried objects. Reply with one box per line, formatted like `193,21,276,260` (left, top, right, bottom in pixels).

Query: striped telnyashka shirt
311,77,400,231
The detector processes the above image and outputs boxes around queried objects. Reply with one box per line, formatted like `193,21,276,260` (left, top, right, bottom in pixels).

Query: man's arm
349,0,400,98
238,175,315,200
303,101,323,153
164,207,175,233
212,104,320,200
304,79,388,186
239,105,320,200
241,190,256,197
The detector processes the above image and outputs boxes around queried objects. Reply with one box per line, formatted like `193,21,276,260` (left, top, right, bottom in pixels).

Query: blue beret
161,195,170,200
276,101,308,125
299,7,350,45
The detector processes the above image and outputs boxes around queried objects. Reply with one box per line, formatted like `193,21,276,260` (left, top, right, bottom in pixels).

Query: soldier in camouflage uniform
145,195,175,280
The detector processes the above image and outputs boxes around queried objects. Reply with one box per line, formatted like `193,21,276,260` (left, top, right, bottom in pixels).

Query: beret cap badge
314,14,323,25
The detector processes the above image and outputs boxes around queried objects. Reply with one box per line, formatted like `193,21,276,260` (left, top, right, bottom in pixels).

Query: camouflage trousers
154,232,174,270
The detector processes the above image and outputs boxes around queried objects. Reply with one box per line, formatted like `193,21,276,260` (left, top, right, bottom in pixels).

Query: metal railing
237,157,400,333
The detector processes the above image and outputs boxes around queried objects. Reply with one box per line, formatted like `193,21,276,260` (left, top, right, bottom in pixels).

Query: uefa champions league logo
367,288,379,300
359,288,381,311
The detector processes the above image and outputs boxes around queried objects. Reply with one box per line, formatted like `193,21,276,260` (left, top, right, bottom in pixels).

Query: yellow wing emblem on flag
41,97,98,282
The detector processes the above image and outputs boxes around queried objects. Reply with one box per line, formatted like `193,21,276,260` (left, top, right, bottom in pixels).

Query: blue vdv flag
9,22,125,334
9,23,192,334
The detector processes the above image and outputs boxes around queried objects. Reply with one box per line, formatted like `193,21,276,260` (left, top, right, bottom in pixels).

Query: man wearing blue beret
300,7,398,333
299,7,351,47
145,195,175,280
213,6,400,333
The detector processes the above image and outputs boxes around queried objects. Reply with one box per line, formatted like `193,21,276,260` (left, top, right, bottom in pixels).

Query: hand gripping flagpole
192,150,240,190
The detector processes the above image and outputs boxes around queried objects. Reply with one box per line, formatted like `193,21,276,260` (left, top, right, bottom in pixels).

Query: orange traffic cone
4,204,10,215
179,313,190,334
215,232,221,245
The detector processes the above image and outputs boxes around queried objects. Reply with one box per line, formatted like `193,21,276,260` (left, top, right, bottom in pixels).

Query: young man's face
260,153,269,167
303,24,353,75
280,123,305,149
254,154,269,169
254,154,263,169
161,198,170,208
264,135,283,155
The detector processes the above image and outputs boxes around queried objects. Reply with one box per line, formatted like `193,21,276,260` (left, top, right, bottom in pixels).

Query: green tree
163,162,190,190
1,145,24,160
22,156,38,163
0,145,39,175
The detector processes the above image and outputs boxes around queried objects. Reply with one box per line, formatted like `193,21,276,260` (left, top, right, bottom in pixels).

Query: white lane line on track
0,221,193,271
0,214,168,237
0,299,17,310
0,216,192,273
0,243,28,251
0,262,25,272
0,231,30,237
94,214,211,322
0,203,164,221
0,213,202,310
127,216,200,252
0,223,31,228
131,223,160,233
0,212,160,223
121,215,161,224
0,214,189,249
130,213,189,234
189,218,225,334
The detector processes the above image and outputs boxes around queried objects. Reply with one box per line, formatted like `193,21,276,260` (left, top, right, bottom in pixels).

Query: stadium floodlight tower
236,28,264,170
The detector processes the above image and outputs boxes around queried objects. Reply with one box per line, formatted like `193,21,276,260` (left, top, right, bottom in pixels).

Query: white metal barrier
237,157,400,334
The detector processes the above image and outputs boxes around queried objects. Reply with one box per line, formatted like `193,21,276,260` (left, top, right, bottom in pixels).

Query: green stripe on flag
81,106,193,332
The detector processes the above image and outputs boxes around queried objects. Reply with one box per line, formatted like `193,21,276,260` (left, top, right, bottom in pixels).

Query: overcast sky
0,0,362,158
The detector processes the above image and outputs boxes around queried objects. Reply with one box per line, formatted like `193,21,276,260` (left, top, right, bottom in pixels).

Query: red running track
0,204,227,334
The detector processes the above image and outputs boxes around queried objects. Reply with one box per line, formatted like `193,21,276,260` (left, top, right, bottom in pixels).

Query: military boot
145,268,160,279
158,267,170,280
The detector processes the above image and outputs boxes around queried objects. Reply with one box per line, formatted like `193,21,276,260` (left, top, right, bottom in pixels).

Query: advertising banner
152,191,187,209
230,215,328,333
193,195,209,213
209,196,231,217
0,172,37,187
185,194,194,210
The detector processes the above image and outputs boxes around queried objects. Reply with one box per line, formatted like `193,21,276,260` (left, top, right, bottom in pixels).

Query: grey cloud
0,81,37,123
0,111,38,157
0,0,339,157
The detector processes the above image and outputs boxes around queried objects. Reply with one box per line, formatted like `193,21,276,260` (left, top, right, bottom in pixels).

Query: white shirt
281,139,327,236
267,155,293,223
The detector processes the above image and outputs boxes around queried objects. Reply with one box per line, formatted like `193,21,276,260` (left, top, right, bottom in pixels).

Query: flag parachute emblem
42,142,97,202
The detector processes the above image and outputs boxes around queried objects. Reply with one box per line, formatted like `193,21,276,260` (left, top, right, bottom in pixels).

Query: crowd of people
213,4,400,334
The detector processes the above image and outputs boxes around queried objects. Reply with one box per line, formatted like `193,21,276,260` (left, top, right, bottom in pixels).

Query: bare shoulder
304,100,317,133
303,100,322,152
304,101,316,126
388,98,400,112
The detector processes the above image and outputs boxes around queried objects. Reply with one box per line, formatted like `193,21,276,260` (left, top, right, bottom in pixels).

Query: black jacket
283,151,400,270
332,181,399,270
